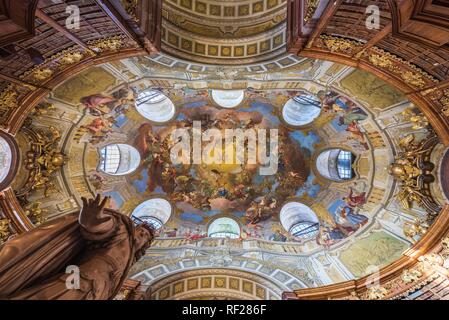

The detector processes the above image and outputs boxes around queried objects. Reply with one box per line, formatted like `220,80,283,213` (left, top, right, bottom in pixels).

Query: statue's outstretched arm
79,195,115,240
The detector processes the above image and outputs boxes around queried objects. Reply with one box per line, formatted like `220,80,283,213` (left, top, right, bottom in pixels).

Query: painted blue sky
295,174,321,198
132,169,149,193
289,130,321,153
180,212,204,223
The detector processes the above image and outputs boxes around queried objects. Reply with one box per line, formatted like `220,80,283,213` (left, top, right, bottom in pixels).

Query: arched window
208,217,240,238
316,149,355,181
0,136,12,185
131,198,172,230
211,90,245,108
99,144,140,175
282,94,321,126
280,202,320,239
136,89,175,122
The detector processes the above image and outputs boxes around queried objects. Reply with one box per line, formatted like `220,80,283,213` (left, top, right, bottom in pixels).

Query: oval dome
211,90,245,108
282,94,321,126
280,202,320,239
99,144,140,176
208,217,240,238
136,90,176,122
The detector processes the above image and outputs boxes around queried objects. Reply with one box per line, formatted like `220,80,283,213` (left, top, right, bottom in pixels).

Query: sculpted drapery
0,195,154,300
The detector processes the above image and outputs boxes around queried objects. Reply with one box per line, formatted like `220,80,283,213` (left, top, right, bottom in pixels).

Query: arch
282,94,321,126
141,268,288,300
316,148,356,182
280,202,320,239
135,89,176,122
207,217,241,239
98,143,140,176
211,89,245,109
131,198,172,230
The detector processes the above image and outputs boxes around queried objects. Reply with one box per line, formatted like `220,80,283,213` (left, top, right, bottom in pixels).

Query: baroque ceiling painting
1,0,449,302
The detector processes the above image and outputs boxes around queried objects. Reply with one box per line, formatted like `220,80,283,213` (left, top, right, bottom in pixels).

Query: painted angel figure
0,195,154,300
343,187,367,208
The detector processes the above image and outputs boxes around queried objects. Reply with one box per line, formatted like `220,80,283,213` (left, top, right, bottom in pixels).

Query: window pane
337,150,353,179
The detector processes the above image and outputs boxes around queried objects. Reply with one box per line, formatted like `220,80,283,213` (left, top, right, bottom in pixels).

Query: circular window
131,198,172,230
208,217,240,239
0,136,13,185
316,149,355,181
99,144,140,176
136,89,176,122
280,202,320,239
0,131,19,191
282,94,321,126
211,90,245,108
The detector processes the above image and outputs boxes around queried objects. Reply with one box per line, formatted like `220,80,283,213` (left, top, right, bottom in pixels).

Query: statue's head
133,223,155,262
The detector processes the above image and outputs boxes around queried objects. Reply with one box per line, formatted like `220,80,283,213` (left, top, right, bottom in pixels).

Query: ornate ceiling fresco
161,0,287,64
2,54,446,293
1,0,449,301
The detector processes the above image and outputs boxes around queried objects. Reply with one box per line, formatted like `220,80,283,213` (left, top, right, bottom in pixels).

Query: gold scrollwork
366,286,388,300
389,132,441,214
318,35,362,55
368,47,437,89
24,202,49,226
88,36,126,53
16,124,67,199
304,0,320,23
0,218,11,245
120,0,139,22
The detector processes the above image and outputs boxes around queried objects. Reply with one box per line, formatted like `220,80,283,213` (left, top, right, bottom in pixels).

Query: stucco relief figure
0,195,154,300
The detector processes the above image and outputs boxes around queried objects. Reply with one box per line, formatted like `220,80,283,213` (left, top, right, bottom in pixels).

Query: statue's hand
81,195,109,215
80,195,111,228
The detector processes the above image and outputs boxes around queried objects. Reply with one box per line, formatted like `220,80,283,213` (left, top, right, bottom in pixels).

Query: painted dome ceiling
1,0,449,301
6,54,447,289
161,0,287,64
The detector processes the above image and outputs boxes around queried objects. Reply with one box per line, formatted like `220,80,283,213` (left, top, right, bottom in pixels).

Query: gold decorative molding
0,218,11,245
24,202,49,226
389,131,441,214
316,35,363,55
88,36,127,53
20,46,93,84
367,47,438,89
304,0,320,23
15,124,67,200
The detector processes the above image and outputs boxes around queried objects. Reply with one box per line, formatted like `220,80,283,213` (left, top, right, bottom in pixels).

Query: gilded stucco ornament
0,82,37,124
15,124,67,200
120,0,139,22
438,89,449,117
30,102,56,117
24,202,49,226
0,218,11,245
389,132,441,214
304,0,320,23
88,36,126,53
23,47,91,83
420,87,449,118
32,68,54,81
0,85,19,114
368,54,396,69
366,286,388,300
403,218,429,242
401,108,429,130
368,47,437,89
318,35,362,55
401,267,423,284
